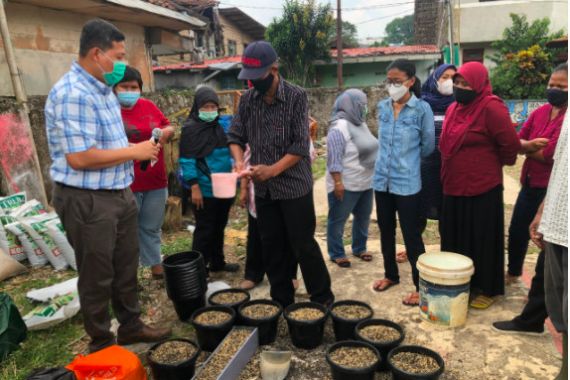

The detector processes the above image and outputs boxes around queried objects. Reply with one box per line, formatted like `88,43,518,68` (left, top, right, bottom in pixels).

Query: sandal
402,292,420,306
372,278,398,292
331,258,351,268
470,295,495,309
396,251,408,263
353,252,373,262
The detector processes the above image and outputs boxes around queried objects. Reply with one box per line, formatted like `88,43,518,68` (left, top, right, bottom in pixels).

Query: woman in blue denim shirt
371,59,435,306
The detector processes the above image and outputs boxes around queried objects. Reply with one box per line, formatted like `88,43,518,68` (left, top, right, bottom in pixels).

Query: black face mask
453,86,478,105
251,73,274,94
547,88,568,107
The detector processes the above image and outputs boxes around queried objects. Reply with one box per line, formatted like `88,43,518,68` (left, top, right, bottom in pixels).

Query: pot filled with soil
326,340,381,380
191,305,236,351
388,345,444,380
355,319,405,371
147,338,201,380
283,302,328,349
208,288,251,313
163,251,208,321
330,300,373,341
238,299,283,345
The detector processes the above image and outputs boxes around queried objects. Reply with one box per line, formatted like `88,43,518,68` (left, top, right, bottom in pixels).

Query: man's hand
131,140,160,161
191,185,204,210
334,182,344,201
530,204,544,249
234,160,245,174
251,165,276,182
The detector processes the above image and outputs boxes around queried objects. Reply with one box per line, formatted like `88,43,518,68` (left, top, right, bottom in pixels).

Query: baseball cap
238,41,278,80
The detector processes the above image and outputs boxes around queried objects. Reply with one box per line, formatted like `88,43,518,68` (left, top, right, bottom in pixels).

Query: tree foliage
335,21,359,48
265,0,334,87
381,14,414,46
490,14,564,99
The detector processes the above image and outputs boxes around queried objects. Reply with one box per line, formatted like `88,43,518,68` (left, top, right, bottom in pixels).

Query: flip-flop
331,258,351,268
372,278,398,292
353,252,373,262
402,292,420,306
470,295,495,309
396,251,408,263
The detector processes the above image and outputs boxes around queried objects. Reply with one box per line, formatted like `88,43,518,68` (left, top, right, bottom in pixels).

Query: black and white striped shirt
228,78,313,200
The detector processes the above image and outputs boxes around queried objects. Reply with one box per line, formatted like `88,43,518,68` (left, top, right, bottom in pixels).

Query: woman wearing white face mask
396,64,457,264
114,66,174,278
371,59,435,307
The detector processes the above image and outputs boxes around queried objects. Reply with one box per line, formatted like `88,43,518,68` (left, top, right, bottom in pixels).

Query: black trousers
507,186,546,276
191,196,233,270
255,191,333,307
244,213,297,283
375,191,425,291
513,250,548,329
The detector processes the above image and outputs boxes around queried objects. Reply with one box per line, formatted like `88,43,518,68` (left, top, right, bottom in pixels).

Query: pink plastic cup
211,172,239,198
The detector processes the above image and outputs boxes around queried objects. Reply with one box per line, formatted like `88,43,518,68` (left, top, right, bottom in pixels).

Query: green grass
312,155,327,181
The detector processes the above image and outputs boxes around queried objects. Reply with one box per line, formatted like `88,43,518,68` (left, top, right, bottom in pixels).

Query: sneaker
492,320,545,335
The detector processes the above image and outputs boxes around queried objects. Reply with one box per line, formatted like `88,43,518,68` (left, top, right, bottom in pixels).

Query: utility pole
446,0,455,64
336,0,343,88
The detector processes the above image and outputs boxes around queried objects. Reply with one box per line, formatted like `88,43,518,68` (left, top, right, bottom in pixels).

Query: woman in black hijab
179,86,239,273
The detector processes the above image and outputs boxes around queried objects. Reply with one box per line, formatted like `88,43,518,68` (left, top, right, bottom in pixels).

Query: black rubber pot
326,340,381,380
330,300,373,341
191,305,236,352
355,319,405,371
238,299,282,345
208,288,251,313
147,338,201,380
163,251,208,321
284,302,329,349
388,345,444,380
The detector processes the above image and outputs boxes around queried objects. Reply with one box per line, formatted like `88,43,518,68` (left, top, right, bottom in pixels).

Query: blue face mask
199,110,218,122
117,91,140,107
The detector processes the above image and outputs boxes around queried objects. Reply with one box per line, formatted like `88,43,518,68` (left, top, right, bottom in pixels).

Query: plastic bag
45,219,77,271
5,221,48,267
66,345,147,380
0,249,26,281
11,200,46,218
0,215,27,262
0,292,27,362
0,192,27,214
21,213,68,271
26,367,77,380
23,292,80,331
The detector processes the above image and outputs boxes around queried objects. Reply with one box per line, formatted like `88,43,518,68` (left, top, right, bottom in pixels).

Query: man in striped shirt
228,41,334,307
45,19,171,352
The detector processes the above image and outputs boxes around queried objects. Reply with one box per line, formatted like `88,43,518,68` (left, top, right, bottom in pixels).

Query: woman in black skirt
439,62,520,309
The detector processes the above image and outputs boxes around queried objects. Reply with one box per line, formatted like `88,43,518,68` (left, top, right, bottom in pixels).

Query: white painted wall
457,0,568,44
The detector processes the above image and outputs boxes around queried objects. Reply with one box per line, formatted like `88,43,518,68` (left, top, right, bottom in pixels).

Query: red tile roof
331,45,440,58
153,45,441,72
154,55,242,71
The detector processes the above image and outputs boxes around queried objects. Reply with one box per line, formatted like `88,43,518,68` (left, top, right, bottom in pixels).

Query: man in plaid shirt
45,19,171,353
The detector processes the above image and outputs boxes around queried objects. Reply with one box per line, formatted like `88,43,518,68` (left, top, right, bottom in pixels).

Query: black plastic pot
191,305,236,352
238,299,282,345
284,302,329,349
326,340,381,380
163,251,208,320
355,319,405,371
208,288,251,313
388,345,444,380
147,338,201,380
330,300,373,341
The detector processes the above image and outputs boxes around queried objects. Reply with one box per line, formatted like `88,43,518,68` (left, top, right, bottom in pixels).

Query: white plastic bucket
211,172,239,198
416,252,474,327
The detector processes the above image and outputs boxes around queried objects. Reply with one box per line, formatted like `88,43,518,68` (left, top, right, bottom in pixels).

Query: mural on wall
505,100,546,129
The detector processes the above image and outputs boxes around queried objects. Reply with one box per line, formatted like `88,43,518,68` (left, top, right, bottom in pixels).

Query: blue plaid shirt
45,61,133,190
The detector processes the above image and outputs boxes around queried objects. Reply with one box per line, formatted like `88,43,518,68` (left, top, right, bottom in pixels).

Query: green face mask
199,110,218,122
98,51,126,87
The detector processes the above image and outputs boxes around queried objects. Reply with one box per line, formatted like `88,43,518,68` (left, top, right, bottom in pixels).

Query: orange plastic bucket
211,172,239,198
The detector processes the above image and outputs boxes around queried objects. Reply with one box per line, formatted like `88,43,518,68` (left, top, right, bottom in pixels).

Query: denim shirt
373,95,435,196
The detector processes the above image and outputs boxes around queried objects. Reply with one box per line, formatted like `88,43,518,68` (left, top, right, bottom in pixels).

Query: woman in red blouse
439,62,521,309
114,67,174,278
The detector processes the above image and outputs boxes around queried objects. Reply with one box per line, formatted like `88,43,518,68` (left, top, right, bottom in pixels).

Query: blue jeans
134,188,167,267
327,189,373,260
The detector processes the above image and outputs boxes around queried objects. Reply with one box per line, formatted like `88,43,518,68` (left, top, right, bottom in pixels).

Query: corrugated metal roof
154,55,242,71
331,45,440,58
